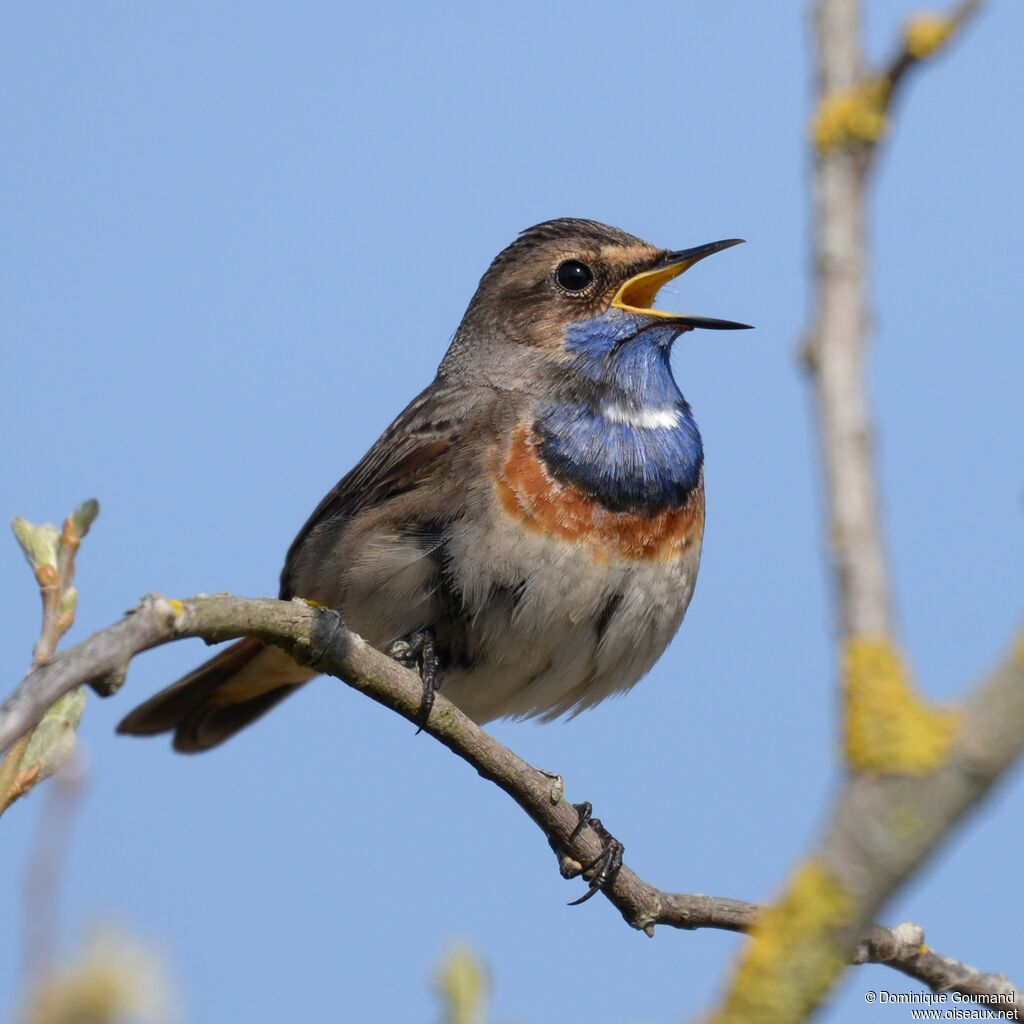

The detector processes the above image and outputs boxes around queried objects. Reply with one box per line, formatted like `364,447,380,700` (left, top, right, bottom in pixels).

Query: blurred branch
0,500,98,817
0,593,1019,1011
805,0,890,638
709,2,1008,1021
23,756,89,983
811,0,981,163
804,0,981,638
709,630,1024,1021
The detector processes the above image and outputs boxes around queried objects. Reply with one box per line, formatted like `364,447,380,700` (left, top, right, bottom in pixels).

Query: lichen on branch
708,861,854,1024
843,637,960,775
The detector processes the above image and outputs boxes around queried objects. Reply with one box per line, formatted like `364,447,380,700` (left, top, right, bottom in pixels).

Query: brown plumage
117,218,747,751
117,639,312,752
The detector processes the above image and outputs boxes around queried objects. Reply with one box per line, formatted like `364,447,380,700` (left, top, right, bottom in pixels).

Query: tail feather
117,638,316,753
169,683,299,754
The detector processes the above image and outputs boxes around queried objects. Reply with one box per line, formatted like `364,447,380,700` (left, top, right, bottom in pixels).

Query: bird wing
279,378,496,599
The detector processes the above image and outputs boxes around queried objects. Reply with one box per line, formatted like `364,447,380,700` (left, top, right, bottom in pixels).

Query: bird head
456,218,749,354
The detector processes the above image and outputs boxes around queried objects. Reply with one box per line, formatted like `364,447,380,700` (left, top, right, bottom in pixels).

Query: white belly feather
438,503,702,723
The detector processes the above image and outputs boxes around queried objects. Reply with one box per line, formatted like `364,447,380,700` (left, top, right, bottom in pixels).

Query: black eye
555,259,594,293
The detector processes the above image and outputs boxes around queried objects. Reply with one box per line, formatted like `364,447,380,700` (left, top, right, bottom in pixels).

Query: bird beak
611,239,752,330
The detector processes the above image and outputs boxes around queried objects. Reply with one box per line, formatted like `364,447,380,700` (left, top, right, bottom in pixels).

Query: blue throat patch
535,310,703,514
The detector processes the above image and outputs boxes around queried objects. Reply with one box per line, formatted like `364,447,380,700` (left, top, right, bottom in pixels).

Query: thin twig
1,501,98,815
0,593,1018,1012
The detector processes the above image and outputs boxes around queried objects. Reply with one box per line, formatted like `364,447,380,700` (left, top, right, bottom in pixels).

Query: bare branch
705,2,1010,1019
885,1,982,105
806,0,889,638
857,922,1021,1011
0,593,1018,1011
806,0,984,637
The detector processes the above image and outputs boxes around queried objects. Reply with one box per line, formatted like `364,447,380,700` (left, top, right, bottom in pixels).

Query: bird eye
555,259,594,293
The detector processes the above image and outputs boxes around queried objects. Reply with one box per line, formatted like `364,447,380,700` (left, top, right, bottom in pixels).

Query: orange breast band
495,427,704,562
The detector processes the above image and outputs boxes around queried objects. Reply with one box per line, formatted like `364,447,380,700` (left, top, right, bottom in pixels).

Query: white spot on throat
601,402,681,430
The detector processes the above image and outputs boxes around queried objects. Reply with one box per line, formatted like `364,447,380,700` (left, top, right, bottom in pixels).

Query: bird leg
557,801,625,906
386,628,441,730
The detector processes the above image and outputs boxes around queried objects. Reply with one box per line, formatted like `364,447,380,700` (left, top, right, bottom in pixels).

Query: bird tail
117,638,316,753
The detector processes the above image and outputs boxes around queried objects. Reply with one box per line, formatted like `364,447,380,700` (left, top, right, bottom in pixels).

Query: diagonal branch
0,593,1019,1013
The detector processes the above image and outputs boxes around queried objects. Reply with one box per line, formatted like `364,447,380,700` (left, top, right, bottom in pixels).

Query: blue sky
1,2,1021,1021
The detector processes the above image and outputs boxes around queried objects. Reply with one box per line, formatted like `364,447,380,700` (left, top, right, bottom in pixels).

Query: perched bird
119,219,748,755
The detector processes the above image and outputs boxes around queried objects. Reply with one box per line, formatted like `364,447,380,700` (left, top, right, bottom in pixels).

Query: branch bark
0,593,1019,1014
707,3,1009,1020
805,0,981,638
807,0,889,639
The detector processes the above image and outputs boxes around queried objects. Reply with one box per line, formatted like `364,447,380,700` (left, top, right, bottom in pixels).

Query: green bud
22,687,87,783
11,517,61,571
70,498,100,538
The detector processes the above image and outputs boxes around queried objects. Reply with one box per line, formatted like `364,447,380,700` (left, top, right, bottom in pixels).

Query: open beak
611,239,752,330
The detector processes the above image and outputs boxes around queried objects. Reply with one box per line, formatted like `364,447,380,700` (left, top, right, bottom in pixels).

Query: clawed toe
387,638,417,666
562,801,624,906
387,629,441,730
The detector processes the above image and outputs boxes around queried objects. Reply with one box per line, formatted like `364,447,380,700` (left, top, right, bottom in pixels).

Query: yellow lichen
844,636,960,776
812,78,890,152
905,13,956,59
707,861,854,1022
166,598,185,617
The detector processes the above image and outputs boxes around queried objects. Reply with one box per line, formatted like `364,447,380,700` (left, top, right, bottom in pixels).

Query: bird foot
386,629,441,731
559,801,624,906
